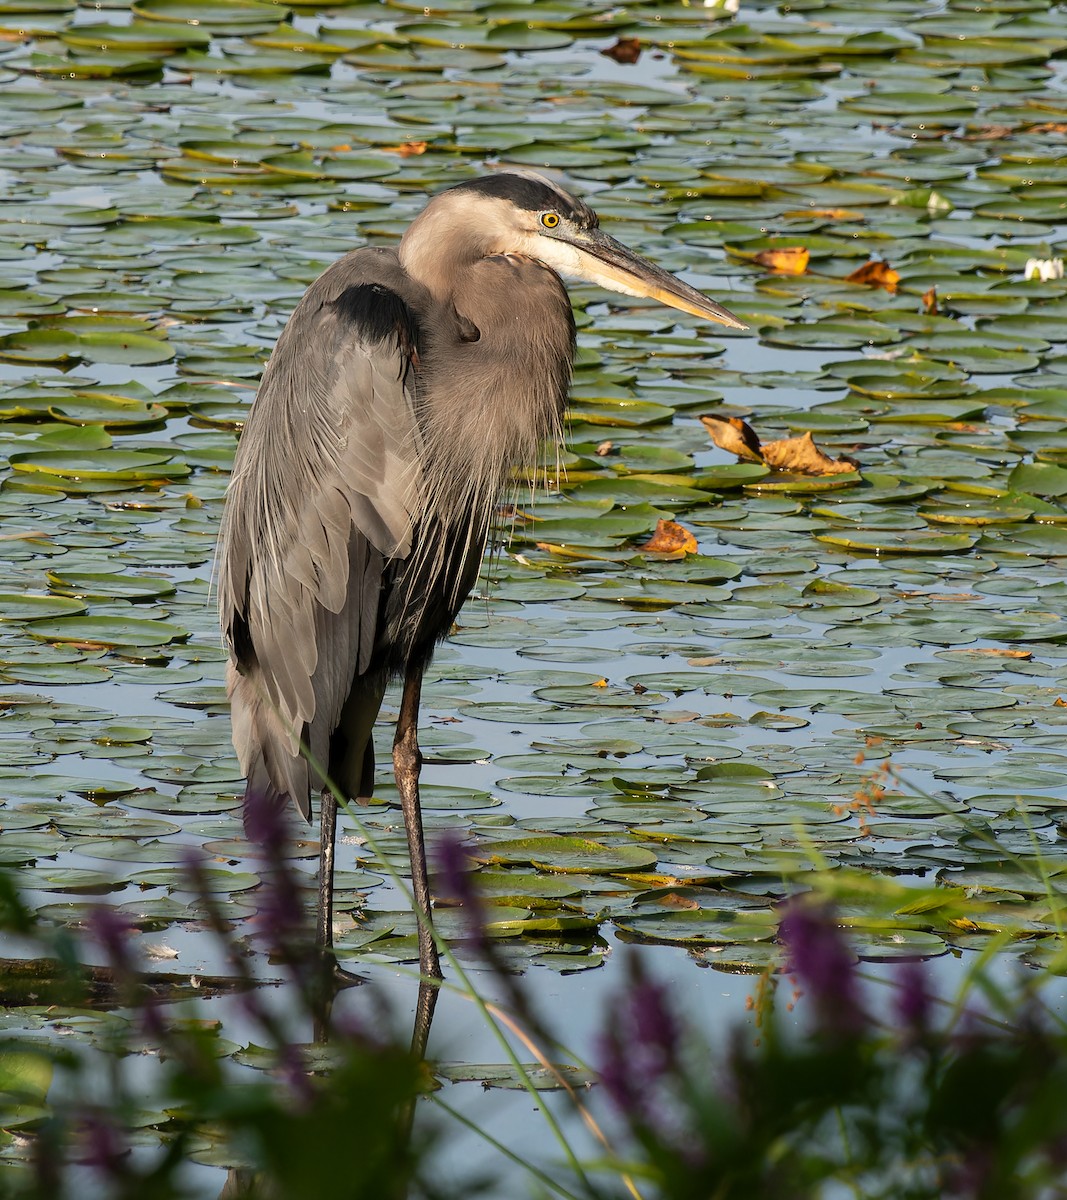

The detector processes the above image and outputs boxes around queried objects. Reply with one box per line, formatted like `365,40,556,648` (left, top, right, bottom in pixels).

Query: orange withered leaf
638,519,698,555
701,415,858,477
754,246,809,275
382,141,428,157
845,259,900,292
922,285,939,314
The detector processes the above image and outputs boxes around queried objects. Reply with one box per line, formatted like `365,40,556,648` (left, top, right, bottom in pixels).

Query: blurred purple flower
278,1041,315,1109
779,897,865,1034
243,786,288,857
77,1110,127,1177
87,906,137,978
254,858,305,957
435,831,488,953
628,958,681,1075
895,958,931,1037
945,1144,993,1198
597,957,682,1131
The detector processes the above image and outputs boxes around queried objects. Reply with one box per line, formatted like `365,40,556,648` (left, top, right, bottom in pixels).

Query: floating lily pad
0,593,86,621
470,836,657,875
812,529,978,554
28,616,188,647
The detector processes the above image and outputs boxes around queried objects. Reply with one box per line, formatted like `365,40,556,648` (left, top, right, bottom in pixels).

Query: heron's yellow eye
540,212,560,229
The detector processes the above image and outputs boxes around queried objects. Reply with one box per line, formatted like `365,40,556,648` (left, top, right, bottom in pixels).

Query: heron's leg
393,664,442,987
316,787,337,956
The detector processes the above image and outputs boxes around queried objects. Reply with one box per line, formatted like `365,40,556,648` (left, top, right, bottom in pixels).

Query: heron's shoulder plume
329,282,422,366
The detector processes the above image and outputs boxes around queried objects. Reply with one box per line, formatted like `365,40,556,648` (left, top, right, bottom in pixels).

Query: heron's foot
330,957,364,989
310,945,364,1005
315,945,364,989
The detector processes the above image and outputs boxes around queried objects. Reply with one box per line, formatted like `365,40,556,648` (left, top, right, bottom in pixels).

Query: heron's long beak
562,228,747,330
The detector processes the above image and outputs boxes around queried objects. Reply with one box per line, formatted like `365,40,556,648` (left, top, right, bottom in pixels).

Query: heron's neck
399,204,494,305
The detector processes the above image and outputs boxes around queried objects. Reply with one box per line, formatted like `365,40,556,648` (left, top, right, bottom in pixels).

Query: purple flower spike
895,958,931,1037
243,786,289,858
596,957,683,1136
77,1110,127,1177
87,906,137,977
435,830,488,953
779,896,865,1035
278,1041,315,1110
597,1023,640,1116
627,958,681,1079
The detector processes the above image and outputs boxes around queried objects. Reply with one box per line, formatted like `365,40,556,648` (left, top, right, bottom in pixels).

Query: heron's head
399,169,746,330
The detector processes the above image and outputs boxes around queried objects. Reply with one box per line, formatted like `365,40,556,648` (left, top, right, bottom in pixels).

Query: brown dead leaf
701,415,857,476
754,246,809,275
601,37,641,63
381,141,428,157
761,431,858,476
595,440,614,457
657,892,700,910
921,285,939,315
699,414,764,463
1029,122,1067,134
1056,697,1067,708
638,519,698,555
845,259,900,292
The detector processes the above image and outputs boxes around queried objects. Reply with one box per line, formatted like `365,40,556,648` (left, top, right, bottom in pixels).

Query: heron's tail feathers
228,662,312,825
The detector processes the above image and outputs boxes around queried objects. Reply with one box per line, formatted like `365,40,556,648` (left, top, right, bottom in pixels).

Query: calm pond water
0,0,1066,1191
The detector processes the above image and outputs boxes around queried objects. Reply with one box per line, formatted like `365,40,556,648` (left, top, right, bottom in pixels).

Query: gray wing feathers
218,249,424,817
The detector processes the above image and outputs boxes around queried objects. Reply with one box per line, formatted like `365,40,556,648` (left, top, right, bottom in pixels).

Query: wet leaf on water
701,415,859,476
636,519,698,555
844,260,901,292
752,247,810,274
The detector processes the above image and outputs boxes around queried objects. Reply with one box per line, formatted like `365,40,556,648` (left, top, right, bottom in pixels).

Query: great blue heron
217,169,744,990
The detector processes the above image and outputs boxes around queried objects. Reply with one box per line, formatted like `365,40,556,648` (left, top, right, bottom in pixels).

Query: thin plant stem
429,1095,588,1200
485,1002,644,1200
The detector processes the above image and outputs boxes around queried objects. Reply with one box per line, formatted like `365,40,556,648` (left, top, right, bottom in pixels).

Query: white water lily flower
705,0,740,11
1024,257,1064,282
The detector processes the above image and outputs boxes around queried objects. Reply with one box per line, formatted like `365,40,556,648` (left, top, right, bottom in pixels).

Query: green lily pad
0,593,86,621
470,836,657,875
28,616,188,647
812,529,978,554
